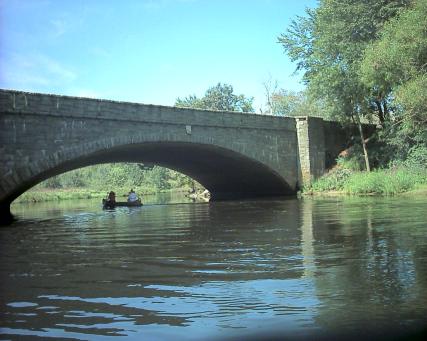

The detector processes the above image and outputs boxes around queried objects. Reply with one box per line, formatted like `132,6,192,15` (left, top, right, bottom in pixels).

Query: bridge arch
6,136,293,206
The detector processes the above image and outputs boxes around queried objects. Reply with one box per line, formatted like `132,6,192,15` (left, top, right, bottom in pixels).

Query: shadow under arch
10,141,294,206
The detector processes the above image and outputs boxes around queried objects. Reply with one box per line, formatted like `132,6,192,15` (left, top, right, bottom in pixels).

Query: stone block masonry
296,117,325,188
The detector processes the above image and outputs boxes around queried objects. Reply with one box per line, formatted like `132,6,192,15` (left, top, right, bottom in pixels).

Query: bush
309,168,352,192
308,162,427,196
336,155,363,171
342,168,427,195
404,144,427,170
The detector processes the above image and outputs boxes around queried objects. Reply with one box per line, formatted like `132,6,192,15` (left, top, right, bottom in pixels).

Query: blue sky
0,0,317,112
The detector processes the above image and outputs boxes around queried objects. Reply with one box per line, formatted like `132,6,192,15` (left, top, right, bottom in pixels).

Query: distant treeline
36,163,198,194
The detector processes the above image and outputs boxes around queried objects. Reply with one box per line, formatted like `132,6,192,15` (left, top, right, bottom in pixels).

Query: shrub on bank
308,166,427,196
344,168,427,195
309,167,351,192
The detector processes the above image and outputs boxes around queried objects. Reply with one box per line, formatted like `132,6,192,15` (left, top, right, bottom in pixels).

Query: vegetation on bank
307,167,427,196
15,186,191,204
306,145,427,196
15,163,198,203
16,188,107,203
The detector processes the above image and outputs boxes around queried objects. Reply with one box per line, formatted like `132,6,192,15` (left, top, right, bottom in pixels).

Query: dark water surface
1,194,427,340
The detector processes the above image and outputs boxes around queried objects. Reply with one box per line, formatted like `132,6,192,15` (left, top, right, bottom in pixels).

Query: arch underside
12,142,295,203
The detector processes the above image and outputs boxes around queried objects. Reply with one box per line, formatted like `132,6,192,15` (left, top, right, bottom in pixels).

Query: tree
271,89,302,116
262,77,300,116
360,0,427,142
264,87,324,117
279,0,412,171
176,83,254,112
175,95,204,110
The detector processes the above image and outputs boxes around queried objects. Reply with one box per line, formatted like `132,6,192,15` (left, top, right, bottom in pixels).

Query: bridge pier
296,117,325,189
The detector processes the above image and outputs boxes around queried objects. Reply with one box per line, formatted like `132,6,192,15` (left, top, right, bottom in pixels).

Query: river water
1,194,427,340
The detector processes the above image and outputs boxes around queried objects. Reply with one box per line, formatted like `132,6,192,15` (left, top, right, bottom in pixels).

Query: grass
309,168,352,193
402,183,427,196
343,168,424,195
307,166,427,196
15,188,107,203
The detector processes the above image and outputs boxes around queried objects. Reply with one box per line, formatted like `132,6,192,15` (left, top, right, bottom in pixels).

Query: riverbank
303,185,427,198
14,186,192,203
13,167,426,203
305,167,427,197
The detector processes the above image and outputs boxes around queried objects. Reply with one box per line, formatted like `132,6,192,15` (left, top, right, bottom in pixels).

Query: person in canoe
103,190,142,209
104,191,116,207
127,189,139,203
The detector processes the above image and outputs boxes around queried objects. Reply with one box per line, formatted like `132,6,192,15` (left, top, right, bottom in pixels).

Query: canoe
102,198,143,209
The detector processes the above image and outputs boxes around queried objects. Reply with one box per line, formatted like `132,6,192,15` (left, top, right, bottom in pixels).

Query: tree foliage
176,83,254,112
280,0,411,124
361,0,427,133
270,89,302,116
278,0,422,170
267,89,323,117
38,163,197,193
262,77,324,117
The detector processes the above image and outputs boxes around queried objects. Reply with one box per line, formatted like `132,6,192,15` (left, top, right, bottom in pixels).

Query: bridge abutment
0,202,13,225
296,117,325,189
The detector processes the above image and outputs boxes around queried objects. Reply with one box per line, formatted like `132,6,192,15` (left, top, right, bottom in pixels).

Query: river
1,194,427,340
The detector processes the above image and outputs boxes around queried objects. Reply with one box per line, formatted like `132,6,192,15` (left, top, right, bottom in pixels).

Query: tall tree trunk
354,112,371,172
383,100,388,121
375,100,385,125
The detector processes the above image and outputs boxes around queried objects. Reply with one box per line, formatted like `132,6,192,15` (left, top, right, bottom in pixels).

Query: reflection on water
1,195,427,340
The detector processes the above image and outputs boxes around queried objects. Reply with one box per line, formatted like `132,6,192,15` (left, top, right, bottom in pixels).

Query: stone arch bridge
0,89,351,221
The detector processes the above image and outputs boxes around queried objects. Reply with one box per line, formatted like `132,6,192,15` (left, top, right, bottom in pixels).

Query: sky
0,0,317,112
